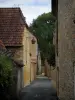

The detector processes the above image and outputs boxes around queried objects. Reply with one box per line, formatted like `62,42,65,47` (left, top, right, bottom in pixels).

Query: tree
29,12,56,66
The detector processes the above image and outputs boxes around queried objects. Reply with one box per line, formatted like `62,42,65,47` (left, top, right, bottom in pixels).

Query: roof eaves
19,8,29,28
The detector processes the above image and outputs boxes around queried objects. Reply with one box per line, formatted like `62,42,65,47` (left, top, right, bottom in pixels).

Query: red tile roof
0,8,27,46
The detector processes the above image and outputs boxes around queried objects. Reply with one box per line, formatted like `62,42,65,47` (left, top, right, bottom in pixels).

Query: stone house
29,34,38,81
0,8,38,94
52,0,75,100
23,27,38,86
0,39,23,98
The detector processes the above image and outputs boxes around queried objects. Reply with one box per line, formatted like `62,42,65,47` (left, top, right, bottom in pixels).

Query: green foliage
29,12,56,66
0,53,13,100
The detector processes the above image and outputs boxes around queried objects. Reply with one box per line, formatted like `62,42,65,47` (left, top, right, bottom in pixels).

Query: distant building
37,49,42,75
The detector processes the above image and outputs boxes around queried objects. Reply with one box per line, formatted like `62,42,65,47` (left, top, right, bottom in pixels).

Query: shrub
0,53,13,100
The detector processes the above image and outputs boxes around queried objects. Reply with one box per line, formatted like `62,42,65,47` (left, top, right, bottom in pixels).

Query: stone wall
57,0,75,99
6,47,23,61
37,51,42,74
51,67,56,84
6,46,24,95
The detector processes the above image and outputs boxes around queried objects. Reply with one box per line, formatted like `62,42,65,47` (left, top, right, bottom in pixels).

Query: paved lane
19,76,59,100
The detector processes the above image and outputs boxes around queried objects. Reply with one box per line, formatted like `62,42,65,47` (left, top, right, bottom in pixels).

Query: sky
0,0,51,25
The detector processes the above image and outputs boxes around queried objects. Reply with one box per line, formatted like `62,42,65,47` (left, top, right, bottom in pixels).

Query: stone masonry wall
6,47,23,62
6,47,24,95
58,0,75,100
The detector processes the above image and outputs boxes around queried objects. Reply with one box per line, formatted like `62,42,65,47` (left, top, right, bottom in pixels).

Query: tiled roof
0,8,26,46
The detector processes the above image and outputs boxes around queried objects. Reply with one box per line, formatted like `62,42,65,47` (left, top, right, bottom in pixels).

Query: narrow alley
19,76,58,100
0,0,75,100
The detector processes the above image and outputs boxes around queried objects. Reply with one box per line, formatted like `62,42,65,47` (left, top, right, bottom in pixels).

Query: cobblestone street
19,76,58,100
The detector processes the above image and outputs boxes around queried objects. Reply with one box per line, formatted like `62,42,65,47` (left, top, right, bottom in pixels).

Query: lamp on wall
31,37,36,44
29,53,32,56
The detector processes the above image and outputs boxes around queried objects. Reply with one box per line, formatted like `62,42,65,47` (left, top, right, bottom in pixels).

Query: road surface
19,76,59,100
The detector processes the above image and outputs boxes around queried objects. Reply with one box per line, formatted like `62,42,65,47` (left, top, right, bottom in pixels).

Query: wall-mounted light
31,37,36,44
73,19,75,24
29,53,32,56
